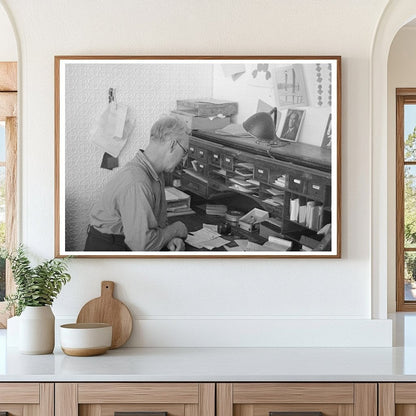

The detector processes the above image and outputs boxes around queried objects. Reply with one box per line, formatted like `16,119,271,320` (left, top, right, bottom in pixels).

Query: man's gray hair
150,115,190,143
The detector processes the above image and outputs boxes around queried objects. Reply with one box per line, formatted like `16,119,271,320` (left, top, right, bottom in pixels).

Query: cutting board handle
101,281,115,298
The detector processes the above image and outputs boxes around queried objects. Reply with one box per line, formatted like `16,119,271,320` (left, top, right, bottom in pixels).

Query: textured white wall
64,63,212,251
387,27,416,312
0,0,394,346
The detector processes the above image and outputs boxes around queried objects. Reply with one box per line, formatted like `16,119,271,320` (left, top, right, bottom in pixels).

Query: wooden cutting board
76,281,133,349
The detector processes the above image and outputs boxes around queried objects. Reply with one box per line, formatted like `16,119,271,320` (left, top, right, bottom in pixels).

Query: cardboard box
176,99,238,117
171,110,230,131
238,208,269,232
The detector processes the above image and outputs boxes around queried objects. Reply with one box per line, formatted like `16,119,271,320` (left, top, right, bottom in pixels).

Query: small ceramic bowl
60,323,112,356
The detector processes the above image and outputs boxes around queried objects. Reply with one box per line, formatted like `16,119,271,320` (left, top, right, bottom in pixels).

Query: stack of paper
186,226,229,250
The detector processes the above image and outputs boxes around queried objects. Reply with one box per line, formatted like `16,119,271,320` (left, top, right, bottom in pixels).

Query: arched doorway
0,0,18,326
371,1,416,318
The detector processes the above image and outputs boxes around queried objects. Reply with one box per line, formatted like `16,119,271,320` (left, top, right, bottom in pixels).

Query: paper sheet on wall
90,102,135,158
222,64,246,79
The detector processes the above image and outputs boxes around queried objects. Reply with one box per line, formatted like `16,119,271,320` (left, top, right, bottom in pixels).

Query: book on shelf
205,204,228,216
246,178,260,186
274,174,287,188
229,184,256,193
229,177,255,187
167,208,195,217
299,204,307,224
234,167,253,177
290,198,300,221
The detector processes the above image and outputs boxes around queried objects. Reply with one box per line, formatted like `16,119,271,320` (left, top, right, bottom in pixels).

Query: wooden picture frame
55,56,341,258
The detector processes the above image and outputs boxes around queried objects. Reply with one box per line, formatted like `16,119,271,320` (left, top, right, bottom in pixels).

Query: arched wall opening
371,1,416,318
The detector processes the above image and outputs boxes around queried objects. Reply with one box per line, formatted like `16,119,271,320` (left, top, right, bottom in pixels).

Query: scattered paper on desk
246,241,268,251
234,239,249,250
203,224,218,232
215,123,252,137
262,236,292,251
186,227,223,250
203,237,229,250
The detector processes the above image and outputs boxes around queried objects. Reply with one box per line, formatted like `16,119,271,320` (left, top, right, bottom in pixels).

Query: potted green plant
4,246,71,354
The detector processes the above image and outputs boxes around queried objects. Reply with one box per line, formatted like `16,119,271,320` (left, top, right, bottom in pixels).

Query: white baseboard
51,317,393,348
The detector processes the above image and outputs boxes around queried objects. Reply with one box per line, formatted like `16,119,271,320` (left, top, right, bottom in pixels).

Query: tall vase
19,306,55,354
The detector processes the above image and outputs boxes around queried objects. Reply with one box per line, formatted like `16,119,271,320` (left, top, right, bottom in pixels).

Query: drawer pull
213,154,219,159
115,413,167,416
225,157,231,162
293,179,301,184
199,150,204,155
190,147,195,151
312,184,320,190
270,413,323,416
258,169,264,174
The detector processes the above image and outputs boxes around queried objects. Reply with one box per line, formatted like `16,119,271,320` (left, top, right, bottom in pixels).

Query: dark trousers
84,226,131,251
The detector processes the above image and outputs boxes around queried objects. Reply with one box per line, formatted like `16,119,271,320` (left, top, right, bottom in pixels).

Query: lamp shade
242,111,278,142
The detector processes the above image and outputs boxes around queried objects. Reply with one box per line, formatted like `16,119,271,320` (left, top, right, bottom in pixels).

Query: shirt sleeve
117,182,178,251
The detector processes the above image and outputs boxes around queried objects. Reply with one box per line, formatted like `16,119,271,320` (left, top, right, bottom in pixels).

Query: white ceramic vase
19,305,55,354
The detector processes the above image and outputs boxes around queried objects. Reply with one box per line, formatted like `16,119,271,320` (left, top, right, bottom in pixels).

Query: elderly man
85,115,189,252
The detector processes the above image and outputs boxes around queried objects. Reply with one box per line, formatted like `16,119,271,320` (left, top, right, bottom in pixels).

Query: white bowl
60,323,112,356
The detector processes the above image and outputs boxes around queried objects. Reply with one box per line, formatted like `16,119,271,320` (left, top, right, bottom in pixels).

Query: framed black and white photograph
279,109,305,142
55,56,341,258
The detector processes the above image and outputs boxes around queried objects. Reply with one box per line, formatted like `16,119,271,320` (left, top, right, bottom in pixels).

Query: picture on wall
55,56,341,258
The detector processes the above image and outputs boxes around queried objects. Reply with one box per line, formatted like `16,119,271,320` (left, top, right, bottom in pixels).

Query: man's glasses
176,140,188,157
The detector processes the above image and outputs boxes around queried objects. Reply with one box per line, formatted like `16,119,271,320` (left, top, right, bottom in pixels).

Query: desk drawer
221,154,234,171
254,166,270,183
181,174,208,198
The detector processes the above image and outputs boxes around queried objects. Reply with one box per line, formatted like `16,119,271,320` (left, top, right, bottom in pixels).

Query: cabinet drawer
307,179,326,201
288,174,306,193
195,161,207,176
209,150,221,167
254,166,270,183
195,147,208,162
217,383,376,416
56,383,215,416
221,154,234,171
188,144,197,157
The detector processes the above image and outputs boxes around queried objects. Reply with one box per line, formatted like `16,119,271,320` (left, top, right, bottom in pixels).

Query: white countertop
3,313,416,382
2,346,416,382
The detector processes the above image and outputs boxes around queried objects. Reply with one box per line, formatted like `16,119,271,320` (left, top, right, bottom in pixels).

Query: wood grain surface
76,281,133,348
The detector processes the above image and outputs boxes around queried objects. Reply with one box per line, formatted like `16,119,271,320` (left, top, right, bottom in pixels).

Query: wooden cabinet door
56,383,215,416
217,383,376,416
379,383,416,416
0,383,53,415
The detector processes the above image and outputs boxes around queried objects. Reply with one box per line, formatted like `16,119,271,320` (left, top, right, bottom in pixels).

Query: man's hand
172,221,188,238
167,237,185,251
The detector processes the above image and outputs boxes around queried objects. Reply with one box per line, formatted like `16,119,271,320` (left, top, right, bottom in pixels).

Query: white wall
0,3,16,61
0,0,394,347
387,26,416,312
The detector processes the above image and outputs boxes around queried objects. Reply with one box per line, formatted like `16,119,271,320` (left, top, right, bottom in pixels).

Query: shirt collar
134,150,160,181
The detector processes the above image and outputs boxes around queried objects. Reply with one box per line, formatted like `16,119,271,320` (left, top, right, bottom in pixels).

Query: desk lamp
242,107,285,146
